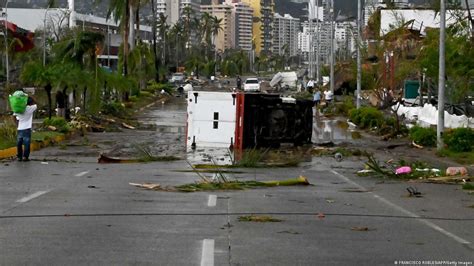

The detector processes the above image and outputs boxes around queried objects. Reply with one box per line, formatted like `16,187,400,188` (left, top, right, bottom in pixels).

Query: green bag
9,91,28,113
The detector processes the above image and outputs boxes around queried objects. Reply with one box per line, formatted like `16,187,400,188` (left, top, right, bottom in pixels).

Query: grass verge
437,149,474,165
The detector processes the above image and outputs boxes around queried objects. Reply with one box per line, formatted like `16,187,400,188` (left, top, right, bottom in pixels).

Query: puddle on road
312,116,361,143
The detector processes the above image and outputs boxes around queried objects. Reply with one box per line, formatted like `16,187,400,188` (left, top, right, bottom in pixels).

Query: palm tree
157,13,169,65
96,0,131,76
210,16,223,75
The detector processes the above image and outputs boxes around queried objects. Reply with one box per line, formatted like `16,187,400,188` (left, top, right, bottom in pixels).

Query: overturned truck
186,91,313,151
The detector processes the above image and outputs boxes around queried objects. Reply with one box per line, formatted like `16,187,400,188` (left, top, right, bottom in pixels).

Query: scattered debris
121,123,135,129
41,162,49,165
277,230,300,235
340,188,369,193
357,169,375,176
334,152,343,162
87,185,97,189
446,167,468,176
412,141,424,149
129,183,161,190
129,176,311,192
238,215,282,222
423,176,471,184
98,153,180,163
406,187,422,197
396,166,412,175
326,199,335,203
317,213,326,219
351,227,370,231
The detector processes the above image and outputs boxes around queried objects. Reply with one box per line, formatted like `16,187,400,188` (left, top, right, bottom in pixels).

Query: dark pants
17,129,32,160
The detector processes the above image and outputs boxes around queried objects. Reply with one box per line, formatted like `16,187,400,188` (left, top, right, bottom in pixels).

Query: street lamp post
356,0,362,109
330,0,335,94
437,0,446,150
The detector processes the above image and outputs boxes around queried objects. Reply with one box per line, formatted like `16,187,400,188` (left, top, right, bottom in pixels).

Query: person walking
307,79,315,93
14,96,37,162
55,90,66,118
313,90,321,107
236,75,242,91
324,89,334,104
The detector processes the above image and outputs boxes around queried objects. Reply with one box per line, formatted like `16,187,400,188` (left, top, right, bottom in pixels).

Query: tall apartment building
241,0,275,55
156,0,201,26
225,0,254,51
201,4,233,52
273,13,300,57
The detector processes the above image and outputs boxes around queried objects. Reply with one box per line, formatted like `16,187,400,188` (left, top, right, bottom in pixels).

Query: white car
243,78,260,92
169,73,185,83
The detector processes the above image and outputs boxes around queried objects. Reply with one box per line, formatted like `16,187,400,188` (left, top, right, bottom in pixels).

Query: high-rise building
273,13,300,56
226,0,254,51
201,4,233,52
157,0,201,26
241,0,275,55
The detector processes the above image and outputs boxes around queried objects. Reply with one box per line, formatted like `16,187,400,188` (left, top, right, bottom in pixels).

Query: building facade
157,0,202,26
272,13,300,57
226,0,254,51
241,0,275,55
201,4,233,52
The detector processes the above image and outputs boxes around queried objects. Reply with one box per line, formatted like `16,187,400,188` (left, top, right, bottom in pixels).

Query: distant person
324,89,334,104
55,90,66,118
307,79,315,93
13,96,37,162
236,75,242,90
313,90,321,107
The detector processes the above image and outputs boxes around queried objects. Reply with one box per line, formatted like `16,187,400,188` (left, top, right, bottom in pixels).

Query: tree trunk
45,83,52,119
123,0,130,101
62,86,69,120
82,86,87,114
129,5,136,50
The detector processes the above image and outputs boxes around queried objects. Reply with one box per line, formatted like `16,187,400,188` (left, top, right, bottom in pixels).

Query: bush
101,101,129,118
43,117,70,133
0,120,17,142
443,128,474,152
336,96,355,116
349,107,384,129
409,126,436,147
146,80,174,94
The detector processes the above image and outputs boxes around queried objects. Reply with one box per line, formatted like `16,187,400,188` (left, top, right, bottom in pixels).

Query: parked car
169,73,185,84
243,77,260,92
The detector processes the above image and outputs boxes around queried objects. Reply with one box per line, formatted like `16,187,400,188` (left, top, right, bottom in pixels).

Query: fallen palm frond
98,154,180,163
238,215,282,222
129,176,311,192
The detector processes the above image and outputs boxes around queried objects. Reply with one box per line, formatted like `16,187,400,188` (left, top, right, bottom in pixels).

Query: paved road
0,99,473,265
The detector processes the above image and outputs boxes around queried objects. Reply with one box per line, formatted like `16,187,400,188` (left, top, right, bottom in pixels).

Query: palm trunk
123,0,130,101
129,6,136,50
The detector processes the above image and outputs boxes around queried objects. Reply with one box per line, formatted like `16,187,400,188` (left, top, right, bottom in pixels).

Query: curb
0,134,66,160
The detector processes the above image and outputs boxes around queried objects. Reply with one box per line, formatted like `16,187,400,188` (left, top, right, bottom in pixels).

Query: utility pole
356,0,362,109
437,0,446,151
316,0,320,84
329,0,335,94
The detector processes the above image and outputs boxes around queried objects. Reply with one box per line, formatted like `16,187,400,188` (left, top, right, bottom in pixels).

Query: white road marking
207,195,217,207
330,170,471,246
200,239,215,266
75,171,89,177
16,190,50,203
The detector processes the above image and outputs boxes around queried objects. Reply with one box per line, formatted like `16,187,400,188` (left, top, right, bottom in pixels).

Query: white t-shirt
324,90,333,101
15,105,37,130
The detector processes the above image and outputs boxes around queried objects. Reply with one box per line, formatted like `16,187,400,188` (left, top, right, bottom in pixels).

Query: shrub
101,101,129,118
443,128,474,152
43,117,70,133
409,126,436,147
0,120,17,142
146,80,174,94
336,96,355,116
349,107,384,129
